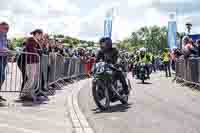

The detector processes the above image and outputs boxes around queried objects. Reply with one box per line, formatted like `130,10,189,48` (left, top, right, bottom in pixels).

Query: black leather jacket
96,48,119,64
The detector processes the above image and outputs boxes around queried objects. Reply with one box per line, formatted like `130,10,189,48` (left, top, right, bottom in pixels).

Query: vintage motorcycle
92,62,132,110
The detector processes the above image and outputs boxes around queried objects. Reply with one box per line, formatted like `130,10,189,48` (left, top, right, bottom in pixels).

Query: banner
104,8,113,38
168,12,177,49
168,21,177,49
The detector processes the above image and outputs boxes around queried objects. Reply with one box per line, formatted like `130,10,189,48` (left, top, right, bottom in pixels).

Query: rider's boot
147,74,150,79
123,85,129,95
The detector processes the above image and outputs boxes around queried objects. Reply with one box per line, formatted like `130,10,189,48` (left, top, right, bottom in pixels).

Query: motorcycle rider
136,48,151,79
151,54,156,72
96,37,129,95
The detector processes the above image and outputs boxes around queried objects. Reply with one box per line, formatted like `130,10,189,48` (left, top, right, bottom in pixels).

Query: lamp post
186,22,192,35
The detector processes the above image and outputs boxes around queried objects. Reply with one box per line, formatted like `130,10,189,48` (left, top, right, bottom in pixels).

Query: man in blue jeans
0,22,9,101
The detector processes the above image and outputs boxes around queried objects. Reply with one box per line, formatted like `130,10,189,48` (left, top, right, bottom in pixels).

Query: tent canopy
189,34,200,41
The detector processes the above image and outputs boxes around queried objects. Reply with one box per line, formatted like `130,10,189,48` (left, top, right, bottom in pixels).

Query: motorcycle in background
137,63,150,84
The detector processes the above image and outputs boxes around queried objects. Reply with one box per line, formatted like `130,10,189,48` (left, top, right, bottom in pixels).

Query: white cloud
128,0,153,8
0,0,80,37
0,0,199,40
78,3,120,40
77,0,169,41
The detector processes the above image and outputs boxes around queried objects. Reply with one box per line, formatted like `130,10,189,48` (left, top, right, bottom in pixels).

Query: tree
88,41,95,47
80,40,87,44
177,32,185,40
63,36,73,44
120,26,168,54
10,38,25,50
54,34,64,38
72,38,80,45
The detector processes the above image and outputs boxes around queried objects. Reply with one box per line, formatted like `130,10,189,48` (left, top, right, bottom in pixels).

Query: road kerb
68,80,94,133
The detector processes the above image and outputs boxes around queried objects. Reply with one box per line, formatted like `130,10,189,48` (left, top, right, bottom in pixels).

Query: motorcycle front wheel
92,80,110,110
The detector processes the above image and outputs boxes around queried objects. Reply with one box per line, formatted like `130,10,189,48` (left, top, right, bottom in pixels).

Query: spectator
189,39,198,56
57,43,66,56
67,45,73,57
197,40,200,57
38,34,50,96
41,33,50,54
48,39,56,53
161,48,171,77
88,53,96,74
17,42,28,95
171,49,176,71
54,40,60,52
174,48,183,58
182,36,194,57
0,22,9,101
21,29,43,100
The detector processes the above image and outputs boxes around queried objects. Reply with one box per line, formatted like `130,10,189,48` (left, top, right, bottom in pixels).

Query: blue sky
0,0,199,41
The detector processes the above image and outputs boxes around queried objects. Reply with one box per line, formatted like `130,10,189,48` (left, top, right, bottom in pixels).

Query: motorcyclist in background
96,37,129,95
119,52,129,72
128,54,135,72
136,48,151,79
151,54,156,72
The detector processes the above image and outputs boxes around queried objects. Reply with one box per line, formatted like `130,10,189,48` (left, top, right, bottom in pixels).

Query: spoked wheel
92,80,110,110
116,80,129,105
120,95,128,105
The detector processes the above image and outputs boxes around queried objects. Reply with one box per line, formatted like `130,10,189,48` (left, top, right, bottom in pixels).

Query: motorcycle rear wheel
142,79,145,84
120,95,128,104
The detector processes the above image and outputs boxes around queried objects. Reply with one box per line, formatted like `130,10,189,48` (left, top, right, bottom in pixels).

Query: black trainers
20,95,33,101
0,96,6,101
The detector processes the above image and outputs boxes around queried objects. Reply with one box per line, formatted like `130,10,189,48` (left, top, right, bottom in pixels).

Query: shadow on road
136,82,152,85
92,103,132,114
0,102,7,107
14,99,48,107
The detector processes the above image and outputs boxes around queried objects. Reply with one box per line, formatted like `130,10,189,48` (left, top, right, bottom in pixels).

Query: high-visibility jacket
138,54,150,64
148,53,153,62
162,52,170,62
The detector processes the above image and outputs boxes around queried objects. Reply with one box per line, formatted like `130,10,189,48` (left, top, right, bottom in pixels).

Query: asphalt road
78,72,200,133
0,84,74,133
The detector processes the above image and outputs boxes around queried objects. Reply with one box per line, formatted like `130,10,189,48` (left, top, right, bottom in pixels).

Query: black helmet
99,37,112,49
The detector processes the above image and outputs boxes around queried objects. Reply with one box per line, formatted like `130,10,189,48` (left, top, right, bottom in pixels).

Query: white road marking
68,80,94,133
109,117,119,121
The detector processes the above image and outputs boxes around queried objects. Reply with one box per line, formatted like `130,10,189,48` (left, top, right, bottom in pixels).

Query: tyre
142,79,145,84
141,74,145,84
92,80,110,110
120,95,128,104
140,68,145,84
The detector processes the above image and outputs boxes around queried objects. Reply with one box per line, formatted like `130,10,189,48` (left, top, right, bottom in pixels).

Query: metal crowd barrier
175,56,200,86
0,51,90,98
0,50,41,100
47,54,87,85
